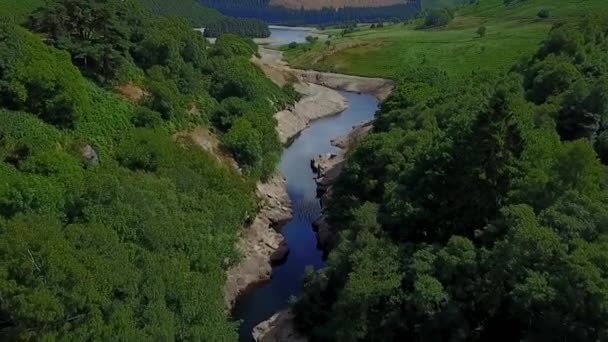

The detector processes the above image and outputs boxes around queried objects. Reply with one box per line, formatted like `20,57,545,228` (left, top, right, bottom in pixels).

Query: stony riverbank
224,173,293,308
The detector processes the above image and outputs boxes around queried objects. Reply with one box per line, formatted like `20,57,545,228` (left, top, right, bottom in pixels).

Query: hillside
198,0,419,25
291,1,608,340
284,0,608,77
0,0,296,340
142,0,224,26
269,0,410,10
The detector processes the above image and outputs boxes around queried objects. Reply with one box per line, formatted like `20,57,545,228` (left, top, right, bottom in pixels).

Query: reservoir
233,91,379,341
268,25,312,46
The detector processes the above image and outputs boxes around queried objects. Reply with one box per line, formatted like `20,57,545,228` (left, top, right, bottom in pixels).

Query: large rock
224,173,293,308
270,241,290,266
252,310,307,342
80,145,99,167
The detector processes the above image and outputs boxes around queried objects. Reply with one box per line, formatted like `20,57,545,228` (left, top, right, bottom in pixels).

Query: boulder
253,310,307,342
270,241,289,266
80,145,99,167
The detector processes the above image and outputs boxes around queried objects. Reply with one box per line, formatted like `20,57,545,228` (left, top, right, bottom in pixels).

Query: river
233,91,379,341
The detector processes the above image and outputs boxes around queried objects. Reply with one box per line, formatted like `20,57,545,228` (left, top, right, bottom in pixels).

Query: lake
268,25,312,46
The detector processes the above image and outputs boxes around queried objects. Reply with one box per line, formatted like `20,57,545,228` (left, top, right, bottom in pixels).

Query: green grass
284,0,607,79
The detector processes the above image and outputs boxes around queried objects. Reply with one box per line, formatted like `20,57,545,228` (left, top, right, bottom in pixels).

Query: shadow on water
233,91,379,341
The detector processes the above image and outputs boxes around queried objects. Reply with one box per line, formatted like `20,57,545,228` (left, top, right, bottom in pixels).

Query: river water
233,91,379,341
268,26,311,46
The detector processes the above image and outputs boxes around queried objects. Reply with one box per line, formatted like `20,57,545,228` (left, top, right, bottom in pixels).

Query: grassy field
284,0,608,78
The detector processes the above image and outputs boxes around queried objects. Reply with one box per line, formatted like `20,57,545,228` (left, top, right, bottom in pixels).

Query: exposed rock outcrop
224,173,293,308
252,310,307,342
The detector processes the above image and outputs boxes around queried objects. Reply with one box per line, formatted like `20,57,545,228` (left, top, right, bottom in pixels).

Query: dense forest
292,17,608,341
143,0,270,37
203,17,270,39
0,0,296,340
198,0,419,25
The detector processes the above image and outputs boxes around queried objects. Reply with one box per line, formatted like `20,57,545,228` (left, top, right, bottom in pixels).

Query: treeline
143,0,270,37
198,0,419,25
142,0,223,26
204,17,270,38
0,0,295,340
292,17,608,341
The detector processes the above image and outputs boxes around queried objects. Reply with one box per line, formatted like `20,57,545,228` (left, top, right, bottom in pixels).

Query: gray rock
81,145,99,167
224,173,293,309
270,241,289,266
253,310,307,342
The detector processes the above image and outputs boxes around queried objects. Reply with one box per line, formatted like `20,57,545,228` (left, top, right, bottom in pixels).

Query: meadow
284,0,608,78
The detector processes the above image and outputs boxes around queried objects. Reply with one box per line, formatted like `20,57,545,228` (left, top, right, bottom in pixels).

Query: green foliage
293,19,608,341
203,17,270,38
142,0,223,27
223,118,263,167
537,8,550,18
423,8,454,28
0,0,44,24
477,25,486,37
0,25,90,128
0,0,293,338
28,0,141,83
211,33,258,57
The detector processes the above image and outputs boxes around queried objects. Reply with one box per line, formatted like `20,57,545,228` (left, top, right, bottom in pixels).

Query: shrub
477,25,487,38
537,9,550,19
423,9,452,28
223,118,262,167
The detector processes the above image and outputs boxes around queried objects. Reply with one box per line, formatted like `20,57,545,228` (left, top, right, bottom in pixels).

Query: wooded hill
0,0,270,37
0,0,295,339
292,3,608,341
198,0,420,25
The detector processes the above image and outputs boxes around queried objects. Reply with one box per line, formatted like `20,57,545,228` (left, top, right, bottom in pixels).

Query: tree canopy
0,0,297,339
292,17,608,342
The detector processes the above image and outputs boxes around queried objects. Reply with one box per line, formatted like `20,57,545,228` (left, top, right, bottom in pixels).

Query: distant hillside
142,0,224,26
198,0,419,25
421,0,468,10
270,0,410,10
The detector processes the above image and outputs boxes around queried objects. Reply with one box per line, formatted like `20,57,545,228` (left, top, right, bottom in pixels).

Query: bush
131,106,163,128
211,33,257,57
223,118,262,167
305,35,319,43
0,24,90,128
537,9,550,19
423,9,452,28
288,41,298,49
477,25,487,38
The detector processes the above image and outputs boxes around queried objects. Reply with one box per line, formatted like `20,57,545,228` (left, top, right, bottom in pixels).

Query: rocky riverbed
232,46,390,342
